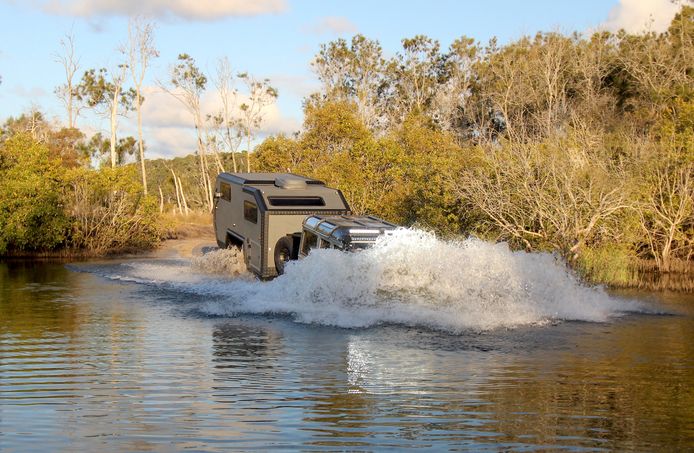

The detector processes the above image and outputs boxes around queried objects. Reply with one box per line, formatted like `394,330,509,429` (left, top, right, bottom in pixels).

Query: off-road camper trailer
213,173,350,278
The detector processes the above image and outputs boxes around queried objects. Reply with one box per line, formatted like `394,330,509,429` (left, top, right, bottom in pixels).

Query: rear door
214,181,233,246
242,198,263,273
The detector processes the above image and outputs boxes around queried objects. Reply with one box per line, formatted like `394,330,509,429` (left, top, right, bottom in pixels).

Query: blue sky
0,0,680,158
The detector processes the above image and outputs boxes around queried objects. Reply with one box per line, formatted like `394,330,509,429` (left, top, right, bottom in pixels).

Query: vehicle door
242,198,263,273
214,181,233,245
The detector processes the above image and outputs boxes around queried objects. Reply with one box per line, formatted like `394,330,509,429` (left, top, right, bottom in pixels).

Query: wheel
274,236,294,275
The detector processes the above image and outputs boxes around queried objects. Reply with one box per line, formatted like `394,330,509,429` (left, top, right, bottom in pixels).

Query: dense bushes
0,135,69,254
65,166,161,253
0,132,161,256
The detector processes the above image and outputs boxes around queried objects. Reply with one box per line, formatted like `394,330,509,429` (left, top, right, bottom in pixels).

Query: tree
454,139,631,257
84,132,138,166
210,57,241,172
637,160,694,272
238,72,277,172
384,35,446,125
161,53,213,210
312,34,386,130
76,67,136,167
126,16,158,196
54,32,82,129
0,134,69,253
431,36,481,140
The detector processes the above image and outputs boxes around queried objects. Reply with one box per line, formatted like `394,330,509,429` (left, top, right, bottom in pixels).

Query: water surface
1,238,692,451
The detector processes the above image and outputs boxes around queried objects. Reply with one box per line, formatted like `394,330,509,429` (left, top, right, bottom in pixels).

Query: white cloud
34,0,287,20
11,85,48,99
140,86,192,128
147,126,197,158
305,16,358,35
601,0,682,33
139,85,300,158
270,74,319,99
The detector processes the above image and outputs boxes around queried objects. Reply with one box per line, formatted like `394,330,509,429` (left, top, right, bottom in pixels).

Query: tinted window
301,231,318,255
244,200,258,224
220,182,231,201
268,197,325,207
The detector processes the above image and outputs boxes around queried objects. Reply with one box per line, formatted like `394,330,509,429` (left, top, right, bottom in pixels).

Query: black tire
274,236,294,275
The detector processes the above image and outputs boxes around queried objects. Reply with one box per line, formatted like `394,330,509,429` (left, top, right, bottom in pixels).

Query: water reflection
0,261,81,340
0,260,692,451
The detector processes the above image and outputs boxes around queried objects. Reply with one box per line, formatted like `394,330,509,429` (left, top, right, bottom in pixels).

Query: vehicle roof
218,172,325,187
217,172,350,212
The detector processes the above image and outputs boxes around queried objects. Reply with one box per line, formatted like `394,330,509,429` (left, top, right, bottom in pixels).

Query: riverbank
149,227,216,259
2,219,692,293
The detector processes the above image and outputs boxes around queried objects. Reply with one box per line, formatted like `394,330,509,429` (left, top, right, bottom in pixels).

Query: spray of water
191,248,249,277
96,228,641,332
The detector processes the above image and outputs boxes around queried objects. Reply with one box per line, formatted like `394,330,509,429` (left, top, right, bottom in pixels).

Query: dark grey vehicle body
213,172,350,279
298,215,398,256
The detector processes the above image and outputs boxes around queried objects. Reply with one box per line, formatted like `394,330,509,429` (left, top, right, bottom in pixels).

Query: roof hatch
274,176,307,189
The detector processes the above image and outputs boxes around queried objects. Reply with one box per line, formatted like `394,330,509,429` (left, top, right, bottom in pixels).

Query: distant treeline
254,6,694,285
0,6,692,289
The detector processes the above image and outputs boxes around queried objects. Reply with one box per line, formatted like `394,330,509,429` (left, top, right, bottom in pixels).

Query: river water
1,231,692,451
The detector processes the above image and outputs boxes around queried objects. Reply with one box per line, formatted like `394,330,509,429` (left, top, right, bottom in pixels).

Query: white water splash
191,247,249,277
101,229,641,332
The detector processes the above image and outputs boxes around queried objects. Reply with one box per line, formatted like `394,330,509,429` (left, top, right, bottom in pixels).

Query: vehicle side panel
265,214,308,276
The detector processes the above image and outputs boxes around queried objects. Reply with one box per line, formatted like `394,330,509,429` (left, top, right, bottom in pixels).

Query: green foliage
171,53,207,93
575,244,637,287
0,126,162,256
76,67,137,113
64,165,161,253
85,132,139,166
255,101,481,233
0,134,69,254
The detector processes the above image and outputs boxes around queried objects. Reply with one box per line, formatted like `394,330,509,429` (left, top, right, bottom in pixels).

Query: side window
243,200,258,224
301,231,318,255
220,182,231,202
319,239,331,249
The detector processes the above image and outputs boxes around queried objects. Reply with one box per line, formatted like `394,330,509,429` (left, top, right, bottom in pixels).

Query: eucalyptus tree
312,34,386,130
385,35,446,125
54,32,83,129
237,72,277,172
161,53,213,210
126,16,158,195
432,36,481,140
210,56,242,172
76,66,136,167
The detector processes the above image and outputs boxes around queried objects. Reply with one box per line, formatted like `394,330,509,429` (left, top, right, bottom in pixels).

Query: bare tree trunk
247,128,252,172
108,65,126,168
137,91,147,194
208,136,225,173
54,32,81,129
110,94,119,167
171,169,182,214
178,175,190,216
158,185,164,213
194,114,214,210
127,17,157,195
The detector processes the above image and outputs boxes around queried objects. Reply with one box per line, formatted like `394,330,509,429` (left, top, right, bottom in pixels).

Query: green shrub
0,134,69,254
575,244,637,287
64,165,162,254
